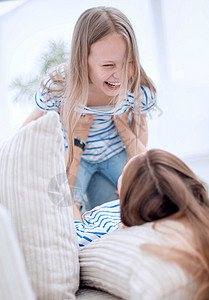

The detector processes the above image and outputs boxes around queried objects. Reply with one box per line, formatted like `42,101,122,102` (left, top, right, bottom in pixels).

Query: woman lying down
73,149,209,299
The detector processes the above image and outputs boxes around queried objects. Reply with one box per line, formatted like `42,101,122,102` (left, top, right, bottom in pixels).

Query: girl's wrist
74,124,91,142
74,131,88,142
74,137,86,151
73,145,84,158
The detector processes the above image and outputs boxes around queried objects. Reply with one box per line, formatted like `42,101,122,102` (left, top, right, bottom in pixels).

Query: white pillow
0,112,79,299
80,221,195,300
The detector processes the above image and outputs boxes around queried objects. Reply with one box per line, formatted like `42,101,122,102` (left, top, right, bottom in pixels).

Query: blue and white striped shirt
35,67,156,162
74,199,120,248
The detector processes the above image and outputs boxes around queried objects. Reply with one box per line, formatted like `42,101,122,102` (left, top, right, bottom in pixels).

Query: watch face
74,137,85,150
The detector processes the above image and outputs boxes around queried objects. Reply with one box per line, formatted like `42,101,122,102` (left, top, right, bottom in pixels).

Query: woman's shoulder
137,219,193,247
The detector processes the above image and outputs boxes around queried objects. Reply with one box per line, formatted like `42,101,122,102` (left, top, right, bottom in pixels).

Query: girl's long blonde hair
120,149,209,299
42,7,156,169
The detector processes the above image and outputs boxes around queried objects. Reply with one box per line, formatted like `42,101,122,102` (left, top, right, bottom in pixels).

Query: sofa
0,112,197,299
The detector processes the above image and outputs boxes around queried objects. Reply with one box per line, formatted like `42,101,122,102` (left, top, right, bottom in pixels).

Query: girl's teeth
106,82,121,87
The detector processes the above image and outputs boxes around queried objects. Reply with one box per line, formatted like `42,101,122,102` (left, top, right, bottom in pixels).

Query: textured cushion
0,112,79,299
76,287,121,299
80,221,194,300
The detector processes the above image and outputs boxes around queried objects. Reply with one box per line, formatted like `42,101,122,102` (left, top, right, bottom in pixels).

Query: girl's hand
115,190,119,197
74,114,93,142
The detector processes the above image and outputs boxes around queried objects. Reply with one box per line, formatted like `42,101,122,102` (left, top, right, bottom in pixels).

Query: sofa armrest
0,205,35,300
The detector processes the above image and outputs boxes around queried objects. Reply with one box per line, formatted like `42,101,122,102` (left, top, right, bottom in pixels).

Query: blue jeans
73,149,127,212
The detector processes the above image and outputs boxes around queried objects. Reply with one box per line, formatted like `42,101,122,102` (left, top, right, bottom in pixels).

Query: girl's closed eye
103,64,114,67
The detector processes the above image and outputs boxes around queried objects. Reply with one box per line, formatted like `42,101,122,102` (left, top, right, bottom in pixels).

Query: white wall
160,0,209,185
0,0,208,184
0,0,158,139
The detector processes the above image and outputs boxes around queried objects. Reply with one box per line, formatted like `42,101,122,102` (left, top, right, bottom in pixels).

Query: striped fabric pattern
74,199,120,248
35,67,156,162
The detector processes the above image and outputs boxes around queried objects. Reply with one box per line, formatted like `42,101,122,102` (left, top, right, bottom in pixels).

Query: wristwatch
74,137,86,151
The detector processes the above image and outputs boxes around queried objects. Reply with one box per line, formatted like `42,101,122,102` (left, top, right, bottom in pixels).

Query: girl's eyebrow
100,59,125,64
101,60,115,63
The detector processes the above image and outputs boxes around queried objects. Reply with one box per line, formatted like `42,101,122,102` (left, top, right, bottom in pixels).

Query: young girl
74,148,209,299
23,7,156,211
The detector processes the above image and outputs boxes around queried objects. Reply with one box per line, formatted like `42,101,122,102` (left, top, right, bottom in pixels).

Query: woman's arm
21,108,45,127
65,114,93,189
113,110,147,160
65,114,93,219
132,113,148,147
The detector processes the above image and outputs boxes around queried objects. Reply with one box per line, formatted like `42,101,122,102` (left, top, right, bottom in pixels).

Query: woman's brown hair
120,149,209,299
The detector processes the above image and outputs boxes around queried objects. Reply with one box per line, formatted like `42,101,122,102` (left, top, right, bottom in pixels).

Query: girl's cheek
101,70,112,78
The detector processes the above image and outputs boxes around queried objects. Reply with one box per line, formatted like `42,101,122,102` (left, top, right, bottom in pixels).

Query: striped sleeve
34,66,65,112
74,200,120,248
140,86,156,113
74,221,112,248
128,86,156,114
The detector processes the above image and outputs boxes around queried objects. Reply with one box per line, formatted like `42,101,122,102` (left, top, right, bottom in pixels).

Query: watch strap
74,137,86,151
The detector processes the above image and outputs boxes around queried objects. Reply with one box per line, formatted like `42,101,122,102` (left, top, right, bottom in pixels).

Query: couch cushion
0,112,79,299
0,204,35,300
80,221,195,300
76,287,122,299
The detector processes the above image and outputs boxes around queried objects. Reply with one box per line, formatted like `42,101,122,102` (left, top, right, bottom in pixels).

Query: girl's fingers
115,190,119,197
113,108,131,125
85,114,93,124
78,114,93,126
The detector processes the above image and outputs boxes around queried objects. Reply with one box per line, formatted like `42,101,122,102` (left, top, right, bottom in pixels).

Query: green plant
10,40,69,102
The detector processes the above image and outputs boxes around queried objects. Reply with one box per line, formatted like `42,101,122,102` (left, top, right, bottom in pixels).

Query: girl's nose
113,66,122,79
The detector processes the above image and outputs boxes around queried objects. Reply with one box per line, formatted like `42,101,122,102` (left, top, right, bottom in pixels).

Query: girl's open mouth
105,81,121,88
